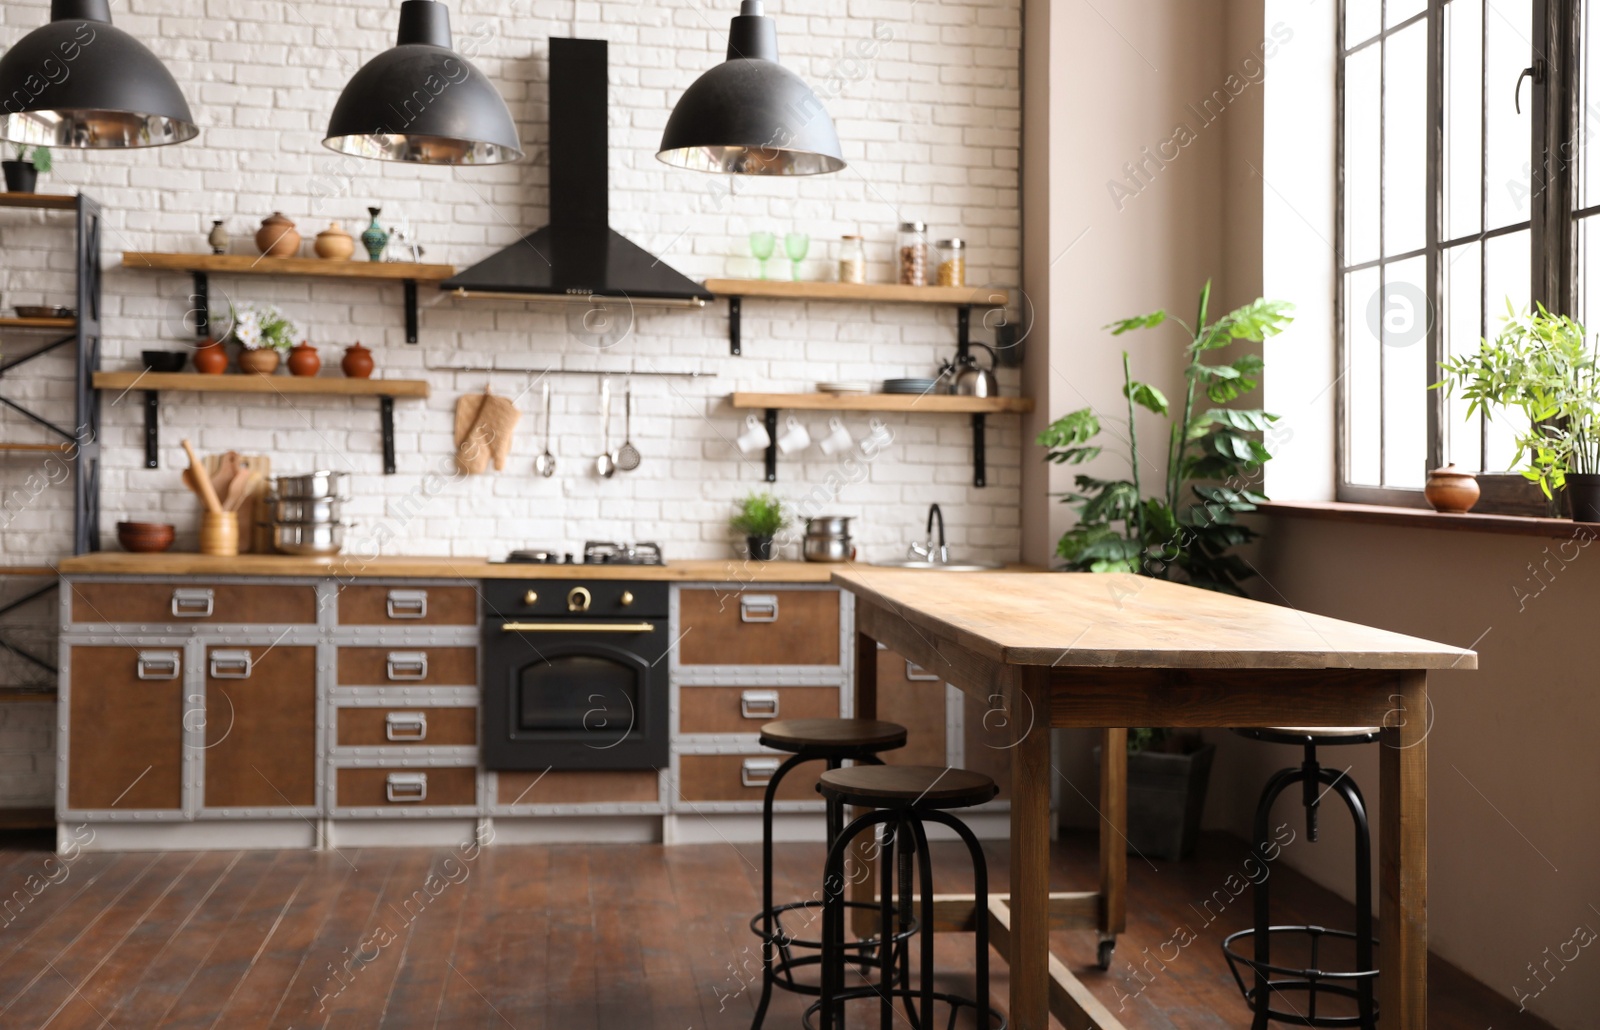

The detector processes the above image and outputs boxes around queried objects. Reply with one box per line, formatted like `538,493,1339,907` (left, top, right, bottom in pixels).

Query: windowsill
1257,499,1599,539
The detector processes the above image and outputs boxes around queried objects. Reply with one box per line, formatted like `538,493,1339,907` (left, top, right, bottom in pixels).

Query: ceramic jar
192,338,228,374
255,212,300,258
287,342,321,377
1424,464,1480,513
361,207,388,262
238,348,280,375
341,342,374,379
314,222,355,260
207,219,228,255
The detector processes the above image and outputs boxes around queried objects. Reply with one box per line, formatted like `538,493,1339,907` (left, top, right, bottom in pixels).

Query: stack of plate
816,380,871,394
882,378,941,395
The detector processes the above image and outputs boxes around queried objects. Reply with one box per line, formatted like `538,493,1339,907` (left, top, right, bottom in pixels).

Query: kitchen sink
870,559,1005,571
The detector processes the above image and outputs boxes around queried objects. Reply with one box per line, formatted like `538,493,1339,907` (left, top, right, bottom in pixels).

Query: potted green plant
1437,303,1600,520
731,491,789,561
1039,281,1293,859
3,145,52,193
218,303,300,375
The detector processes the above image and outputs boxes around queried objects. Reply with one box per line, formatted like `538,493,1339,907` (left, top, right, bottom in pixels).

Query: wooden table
834,569,1476,1030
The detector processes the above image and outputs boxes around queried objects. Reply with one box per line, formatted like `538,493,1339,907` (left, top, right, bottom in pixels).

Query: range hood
443,38,713,305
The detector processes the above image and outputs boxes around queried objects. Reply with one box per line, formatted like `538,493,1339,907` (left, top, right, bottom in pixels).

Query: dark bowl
116,521,175,553
141,350,188,373
14,305,72,319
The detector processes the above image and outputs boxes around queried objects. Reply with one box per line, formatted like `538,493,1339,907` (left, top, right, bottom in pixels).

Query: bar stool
748,718,909,1030
1222,727,1381,1030
808,764,1006,1030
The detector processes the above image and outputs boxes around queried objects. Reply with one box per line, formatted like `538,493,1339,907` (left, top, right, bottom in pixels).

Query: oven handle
499,622,657,633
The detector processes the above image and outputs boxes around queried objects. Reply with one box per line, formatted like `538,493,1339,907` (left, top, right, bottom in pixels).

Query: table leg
1009,666,1052,1030
1099,728,1127,941
1379,670,1428,1028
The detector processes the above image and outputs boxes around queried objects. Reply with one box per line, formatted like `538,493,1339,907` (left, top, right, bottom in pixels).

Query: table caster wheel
1096,936,1116,970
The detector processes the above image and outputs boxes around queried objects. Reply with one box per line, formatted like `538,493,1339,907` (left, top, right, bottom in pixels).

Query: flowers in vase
217,303,300,352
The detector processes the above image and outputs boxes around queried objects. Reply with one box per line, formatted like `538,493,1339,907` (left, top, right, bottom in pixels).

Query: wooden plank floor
0,829,1555,1029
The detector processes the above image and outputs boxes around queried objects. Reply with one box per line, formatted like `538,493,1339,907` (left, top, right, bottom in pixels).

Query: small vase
2,161,38,193
237,348,281,375
314,222,355,260
1566,473,1600,522
747,535,776,561
287,343,321,377
192,338,228,374
1423,464,1480,514
207,219,228,254
341,342,374,379
361,207,388,262
255,212,300,258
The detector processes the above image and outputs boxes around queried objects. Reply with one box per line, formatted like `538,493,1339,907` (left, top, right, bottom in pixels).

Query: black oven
481,580,669,771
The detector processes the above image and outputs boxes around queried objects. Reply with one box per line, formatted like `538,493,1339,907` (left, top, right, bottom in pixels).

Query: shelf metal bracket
729,297,742,356
193,271,209,337
972,412,987,488
143,391,159,468
762,407,777,482
404,280,419,343
380,395,397,474
956,305,971,357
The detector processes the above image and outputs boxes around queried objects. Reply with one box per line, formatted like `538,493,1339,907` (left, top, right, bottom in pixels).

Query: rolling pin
182,439,223,513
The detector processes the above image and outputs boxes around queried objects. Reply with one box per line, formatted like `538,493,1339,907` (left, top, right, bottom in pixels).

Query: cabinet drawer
336,707,478,747
877,648,947,767
71,582,316,625
497,770,659,807
679,686,840,734
67,645,184,811
335,767,477,808
678,754,821,802
677,589,840,666
336,647,477,686
336,585,478,626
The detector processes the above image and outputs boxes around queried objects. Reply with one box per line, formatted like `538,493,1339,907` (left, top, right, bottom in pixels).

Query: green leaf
1043,445,1102,465
1188,408,1274,434
1195,299,1296,349
1036,408,1100,449
1124,380,1169,415
1104,311,1167,335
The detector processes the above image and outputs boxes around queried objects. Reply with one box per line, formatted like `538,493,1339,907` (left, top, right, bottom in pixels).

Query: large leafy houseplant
1037,281,1294,595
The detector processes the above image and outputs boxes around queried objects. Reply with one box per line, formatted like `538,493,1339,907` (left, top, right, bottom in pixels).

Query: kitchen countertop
57,553,863,582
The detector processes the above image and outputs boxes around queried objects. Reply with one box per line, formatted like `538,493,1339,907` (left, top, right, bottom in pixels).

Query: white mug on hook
736,414,772,455
860,418,893,456
776,415,812,455
819,417,854,456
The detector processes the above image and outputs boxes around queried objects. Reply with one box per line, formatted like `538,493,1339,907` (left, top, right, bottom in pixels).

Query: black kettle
943,343,999,398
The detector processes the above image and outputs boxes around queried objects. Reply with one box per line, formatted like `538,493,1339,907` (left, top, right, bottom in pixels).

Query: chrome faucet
908,503,949,565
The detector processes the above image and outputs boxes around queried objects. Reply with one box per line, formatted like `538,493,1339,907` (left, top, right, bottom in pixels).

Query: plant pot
287,343,321,377
237,348,281,375
2,161,38,193
747,535,776,561
192,339,228,374
341,342,374,379
1567,473,1600,522
1095,742,1215,861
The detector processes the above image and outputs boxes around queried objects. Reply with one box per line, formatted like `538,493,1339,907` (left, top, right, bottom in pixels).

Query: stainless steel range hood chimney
443,38,713,305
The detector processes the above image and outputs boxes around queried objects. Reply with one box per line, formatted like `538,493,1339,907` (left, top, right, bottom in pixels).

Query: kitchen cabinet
202,644,317,810
678,754,823,803
875,648,948,767
677,588,842,667
66,645,185,812
71,581,317,625
336,706,477,747
678,685,840,734
335,766,478,808
495,770,660,808
335,584,478,626
336,646,477,687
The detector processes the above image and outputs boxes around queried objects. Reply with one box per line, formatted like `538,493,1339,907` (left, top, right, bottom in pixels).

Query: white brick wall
0,0,1022,564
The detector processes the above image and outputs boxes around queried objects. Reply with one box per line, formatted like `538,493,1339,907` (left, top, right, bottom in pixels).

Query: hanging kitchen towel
475,391,521,471
454,390,492,475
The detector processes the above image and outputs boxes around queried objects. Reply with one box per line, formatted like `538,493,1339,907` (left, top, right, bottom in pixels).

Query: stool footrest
1222,926,1379,1029
802,988,1006,1030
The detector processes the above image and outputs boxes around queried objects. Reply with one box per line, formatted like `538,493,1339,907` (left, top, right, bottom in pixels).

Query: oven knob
619,590,635,607
567,586,592,612
523,590,538,606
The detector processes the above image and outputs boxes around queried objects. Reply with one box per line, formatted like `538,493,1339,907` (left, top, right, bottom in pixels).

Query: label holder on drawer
905,661,941,682
740,757,781,788
136,650,180,680
740,689,780,719
385,772,428,802
209,649,254,679
385,711,429,741
385,589,428,620
739,594,779,623
170,588,214,618
385,651,429,681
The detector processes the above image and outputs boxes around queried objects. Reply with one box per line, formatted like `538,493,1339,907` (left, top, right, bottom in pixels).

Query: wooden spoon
182,439,223,513
222,470,257,512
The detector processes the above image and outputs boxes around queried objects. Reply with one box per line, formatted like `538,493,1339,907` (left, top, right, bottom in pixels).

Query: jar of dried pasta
897,222,928,286
936,238,966,287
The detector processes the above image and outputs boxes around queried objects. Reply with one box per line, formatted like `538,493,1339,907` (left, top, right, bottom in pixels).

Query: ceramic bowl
116,521,175,553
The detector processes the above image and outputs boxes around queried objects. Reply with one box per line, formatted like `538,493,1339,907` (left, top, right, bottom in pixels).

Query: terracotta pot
255,212,300,258
341,342,374,379
192,338,228,374
314,222,355,260
1424,464,1480,513
237,348,281,375
287,343,321,377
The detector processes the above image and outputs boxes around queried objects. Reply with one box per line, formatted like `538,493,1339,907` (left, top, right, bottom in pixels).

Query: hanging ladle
535,380,557,478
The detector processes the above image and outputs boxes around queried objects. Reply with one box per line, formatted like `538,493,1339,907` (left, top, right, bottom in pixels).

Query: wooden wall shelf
0,193,78,211
0,317,76,333
93,372,430,474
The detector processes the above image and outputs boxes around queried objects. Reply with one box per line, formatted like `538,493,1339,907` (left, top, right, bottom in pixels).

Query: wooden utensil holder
199,512,239,556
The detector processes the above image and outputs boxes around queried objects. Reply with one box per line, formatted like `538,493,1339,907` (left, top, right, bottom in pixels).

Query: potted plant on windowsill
1038,280,1294,859
1437,303,1600,521
3,145,51,193
731,491,789,561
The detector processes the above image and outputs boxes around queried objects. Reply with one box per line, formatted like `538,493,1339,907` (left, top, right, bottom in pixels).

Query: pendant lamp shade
323,0,522,165
658,0,844,176
0,0,197,149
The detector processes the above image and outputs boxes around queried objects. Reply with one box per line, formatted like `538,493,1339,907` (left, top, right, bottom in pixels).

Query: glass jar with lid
936,239,966,287
897,221,929,286
838,235,867,284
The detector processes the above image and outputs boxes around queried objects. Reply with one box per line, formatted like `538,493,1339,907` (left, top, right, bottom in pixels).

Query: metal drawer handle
500,622,655,633
740,690,780,719
739,594,779,623
386,589,428,619
386,772,428,802
210,649,253,679
171,588,214,618
741,757,781,788
135,650,180,680
385,651,428,681
905,661,941,682
385,711,428,741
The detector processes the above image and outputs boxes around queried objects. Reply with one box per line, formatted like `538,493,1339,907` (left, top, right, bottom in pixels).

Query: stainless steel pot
270,521,349,556
802,535,854,563
269,496,344,523
805,515,854,537
273,470,350,500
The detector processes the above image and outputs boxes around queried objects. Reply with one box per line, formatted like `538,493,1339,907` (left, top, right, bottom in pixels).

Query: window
1337,0,1579,510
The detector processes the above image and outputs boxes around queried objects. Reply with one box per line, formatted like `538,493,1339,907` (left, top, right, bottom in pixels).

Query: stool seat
759,718,908,753
1233,726,1381,746
818,764,997,810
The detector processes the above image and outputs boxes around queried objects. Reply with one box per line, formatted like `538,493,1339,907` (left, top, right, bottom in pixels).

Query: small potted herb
731,491,789,561
3,145,52,194
217,303,301,375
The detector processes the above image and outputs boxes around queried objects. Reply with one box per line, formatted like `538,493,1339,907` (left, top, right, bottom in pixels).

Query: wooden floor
0,828,1555,1029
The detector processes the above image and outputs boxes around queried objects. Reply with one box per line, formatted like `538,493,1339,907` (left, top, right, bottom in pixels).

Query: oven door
482,618,668,770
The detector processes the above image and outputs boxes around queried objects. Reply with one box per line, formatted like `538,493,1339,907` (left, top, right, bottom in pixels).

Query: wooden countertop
58,553,847,582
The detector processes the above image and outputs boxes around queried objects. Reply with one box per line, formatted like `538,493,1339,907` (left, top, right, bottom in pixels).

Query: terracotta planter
255,212,300,258
237,348,281,375
287,343,321,377
314,222,355,260
341,342,374,379
1423,464,1480,513
192,339,228,374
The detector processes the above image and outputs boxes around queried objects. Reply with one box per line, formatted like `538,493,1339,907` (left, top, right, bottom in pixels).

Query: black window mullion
1427,0,1445,475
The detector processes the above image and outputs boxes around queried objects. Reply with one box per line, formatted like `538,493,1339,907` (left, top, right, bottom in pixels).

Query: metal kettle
944,343,999,398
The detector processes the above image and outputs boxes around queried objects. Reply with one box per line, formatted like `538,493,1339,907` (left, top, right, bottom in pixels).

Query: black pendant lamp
658,0,844,176
324,0,522,165
0,0,197,149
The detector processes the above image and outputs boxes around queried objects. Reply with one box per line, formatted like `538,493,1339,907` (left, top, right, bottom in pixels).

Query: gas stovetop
502,541,665,566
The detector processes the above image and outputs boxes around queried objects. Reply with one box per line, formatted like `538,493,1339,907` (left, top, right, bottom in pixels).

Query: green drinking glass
785,232,810,281
749,231,776,280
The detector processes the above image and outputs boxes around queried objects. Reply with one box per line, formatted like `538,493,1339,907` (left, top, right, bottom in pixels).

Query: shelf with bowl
703,279,1010,356
92,371,430,476
120,252,457,344
728,391,1034,487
